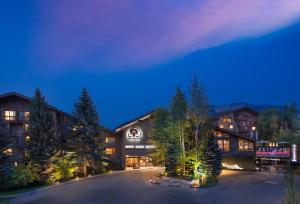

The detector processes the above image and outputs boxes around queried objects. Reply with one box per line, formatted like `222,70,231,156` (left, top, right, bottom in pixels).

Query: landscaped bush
47,158,75,184
10,163,40,188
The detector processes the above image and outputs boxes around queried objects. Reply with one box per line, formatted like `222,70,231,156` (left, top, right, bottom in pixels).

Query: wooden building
0,92,70,164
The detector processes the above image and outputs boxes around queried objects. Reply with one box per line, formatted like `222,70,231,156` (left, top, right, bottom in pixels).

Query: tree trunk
83,157,87,176
181,125,186,175
195,125,199,165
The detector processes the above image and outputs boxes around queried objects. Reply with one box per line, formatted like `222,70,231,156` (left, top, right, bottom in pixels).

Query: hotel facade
1,92,257,170
106,107,258,170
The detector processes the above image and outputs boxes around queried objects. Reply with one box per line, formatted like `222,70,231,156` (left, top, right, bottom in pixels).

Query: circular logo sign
126,127,143,143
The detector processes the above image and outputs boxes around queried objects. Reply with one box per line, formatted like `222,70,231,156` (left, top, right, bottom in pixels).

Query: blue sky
1,1,300,128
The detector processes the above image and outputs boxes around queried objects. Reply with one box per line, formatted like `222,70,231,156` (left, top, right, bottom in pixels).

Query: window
252,126,256,131
230,125,234,129
4,111,16,121
18,112,30,121
105,137,115,144
3,148,13,155
24,124,29,130
223,117,231,123
238,139,253,152
218,139,230,152
219,124,224,129
249,142,254,151
106,148,115,155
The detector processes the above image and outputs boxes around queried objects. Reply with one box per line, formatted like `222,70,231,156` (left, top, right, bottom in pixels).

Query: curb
0,167,160,199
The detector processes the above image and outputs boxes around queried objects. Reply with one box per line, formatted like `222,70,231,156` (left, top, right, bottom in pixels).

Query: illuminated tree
27,89,57,173
189,75,210,166
149,108,170,165
71,88,104,176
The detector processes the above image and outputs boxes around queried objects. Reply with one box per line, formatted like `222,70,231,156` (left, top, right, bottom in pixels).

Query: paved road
10,168,297,204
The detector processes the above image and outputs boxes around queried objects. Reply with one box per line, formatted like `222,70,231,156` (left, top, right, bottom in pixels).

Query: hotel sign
126,127,143,143
291,144,297,162
125,145,155,149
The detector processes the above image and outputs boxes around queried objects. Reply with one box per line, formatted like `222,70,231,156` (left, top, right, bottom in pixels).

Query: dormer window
223,117,231,123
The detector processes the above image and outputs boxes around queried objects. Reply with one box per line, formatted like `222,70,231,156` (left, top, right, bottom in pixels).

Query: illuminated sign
125,145,156,149
126,127,143,143
291,144,297,162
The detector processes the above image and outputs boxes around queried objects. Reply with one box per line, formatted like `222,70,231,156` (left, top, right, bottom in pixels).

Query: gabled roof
213,126,256,142
0,92,71,117
212,106,258,119
114,110,156,133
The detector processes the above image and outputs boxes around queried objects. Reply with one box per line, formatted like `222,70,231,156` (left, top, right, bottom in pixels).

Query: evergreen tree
165,123,179,177
27,89,57,173
149,108,170,165
198,132,222,184
71,88,104,176
0,131,12,190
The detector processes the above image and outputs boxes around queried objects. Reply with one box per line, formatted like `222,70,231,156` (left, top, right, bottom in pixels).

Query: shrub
10,163,40,188
47,158,75,184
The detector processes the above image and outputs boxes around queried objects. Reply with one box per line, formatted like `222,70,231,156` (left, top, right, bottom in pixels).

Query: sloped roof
212,105,258,119
0,91,71,117
114,110,156,132
213,126,256,142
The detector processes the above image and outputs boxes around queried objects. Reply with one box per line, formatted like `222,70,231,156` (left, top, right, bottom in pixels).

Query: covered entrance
125,156,152,168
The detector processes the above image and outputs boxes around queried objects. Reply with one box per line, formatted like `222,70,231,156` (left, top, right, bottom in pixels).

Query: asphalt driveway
9,168,299,204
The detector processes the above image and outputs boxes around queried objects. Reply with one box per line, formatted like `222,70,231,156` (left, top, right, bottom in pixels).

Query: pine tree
0,131,12,190
165,124,179,177
198,132,222,184
149,108,170,165
71,88,104,176
27,89,57,172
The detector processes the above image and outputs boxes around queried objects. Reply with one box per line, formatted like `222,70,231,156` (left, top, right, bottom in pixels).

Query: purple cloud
30,0,300,71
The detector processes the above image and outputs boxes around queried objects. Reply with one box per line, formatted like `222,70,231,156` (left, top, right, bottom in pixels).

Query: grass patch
0,184,47,197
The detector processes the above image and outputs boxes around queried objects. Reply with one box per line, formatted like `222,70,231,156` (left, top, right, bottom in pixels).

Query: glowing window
219,124,224,129
252,126,256,131
106,148,115,155
4,111,16,121
24,124,29,130
223,117,231,123
230,125,234,129
105,137,115,144
218,139,230,152
3,148,13,155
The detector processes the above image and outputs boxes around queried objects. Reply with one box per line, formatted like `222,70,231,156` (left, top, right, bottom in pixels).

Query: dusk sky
1,1,300,128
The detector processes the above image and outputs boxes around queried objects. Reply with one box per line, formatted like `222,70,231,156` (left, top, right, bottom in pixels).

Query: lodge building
0,92,70,163
106,107,258,170
1,91,258,171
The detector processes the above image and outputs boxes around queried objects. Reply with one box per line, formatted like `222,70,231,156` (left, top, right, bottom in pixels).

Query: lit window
230,125,234,129
249,143,254,151
252,126,256,131
106,148,115,155
24,124,29,130
238,139,253,152
4,111,16,121
3,148,13,155
218,139,230,152
25,136,30,141
219,124,224,129
238,140,244,151
223,117,231,123
105,137,115,144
